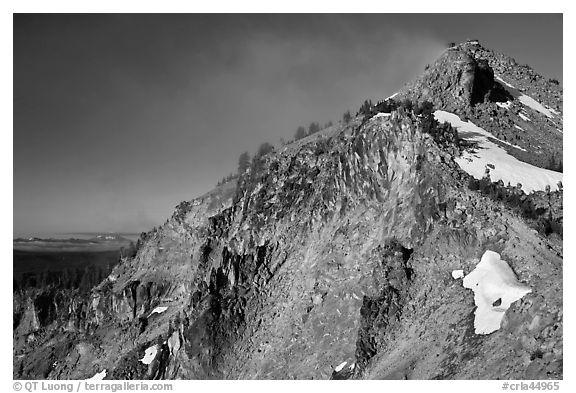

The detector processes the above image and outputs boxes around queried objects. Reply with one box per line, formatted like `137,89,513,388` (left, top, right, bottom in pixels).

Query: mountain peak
394,41,562,171
14,38,563,381
396,43,509,112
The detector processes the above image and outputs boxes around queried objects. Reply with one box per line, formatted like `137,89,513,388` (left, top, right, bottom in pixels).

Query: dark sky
13,14,562,236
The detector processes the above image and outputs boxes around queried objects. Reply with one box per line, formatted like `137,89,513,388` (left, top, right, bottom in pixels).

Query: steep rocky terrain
13,40,562,380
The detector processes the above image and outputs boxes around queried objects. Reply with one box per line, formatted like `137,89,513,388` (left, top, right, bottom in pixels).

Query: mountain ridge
13,40,563,380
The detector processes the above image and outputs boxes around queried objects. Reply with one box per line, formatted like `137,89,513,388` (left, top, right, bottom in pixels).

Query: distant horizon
14,14,562,236
13,230,143,239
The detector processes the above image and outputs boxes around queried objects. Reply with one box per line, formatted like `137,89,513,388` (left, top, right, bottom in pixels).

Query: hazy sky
13,14,562,236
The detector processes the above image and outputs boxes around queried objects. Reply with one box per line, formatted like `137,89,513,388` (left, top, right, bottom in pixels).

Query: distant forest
13,244,136,293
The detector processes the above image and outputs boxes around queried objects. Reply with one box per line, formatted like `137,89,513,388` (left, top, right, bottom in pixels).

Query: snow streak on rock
495,76,515,89
518,112,531,122
496,101,512,110
496,76,554,118
462,250,531,335
548,107,560,116
517,95,554,118
149,306,168,316
434,110,562,193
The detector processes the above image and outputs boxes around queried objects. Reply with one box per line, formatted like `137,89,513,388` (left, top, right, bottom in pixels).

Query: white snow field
434,110,562,193
452,270,465,279
495,76,554,118
149,306,168,316
87,369,107,380
462,250,531,335
140,345,158,365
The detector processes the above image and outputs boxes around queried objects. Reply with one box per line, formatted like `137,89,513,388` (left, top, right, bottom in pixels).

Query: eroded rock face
354,242,413,375
14,42,562,381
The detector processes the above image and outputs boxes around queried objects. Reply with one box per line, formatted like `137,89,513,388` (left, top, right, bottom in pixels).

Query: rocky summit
13,40,562,380
395,40,563,170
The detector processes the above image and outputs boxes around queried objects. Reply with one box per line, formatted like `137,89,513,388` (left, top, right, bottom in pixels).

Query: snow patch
496,101,512,110
140,345,158,365
372,112,392,119
517,94,553,118
386,92,398,100
149,306,168,316
514,125,524,131
88,370,107,380
462,250,531,335
434,110,562,193
335,361,348,372
452,270,465,279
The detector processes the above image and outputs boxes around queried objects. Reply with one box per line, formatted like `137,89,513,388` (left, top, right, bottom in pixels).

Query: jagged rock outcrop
14,41,562,380
395,40,563,170
397,46,510,111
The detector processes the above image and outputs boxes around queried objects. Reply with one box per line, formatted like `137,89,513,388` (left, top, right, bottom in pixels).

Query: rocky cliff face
13,41,562,380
